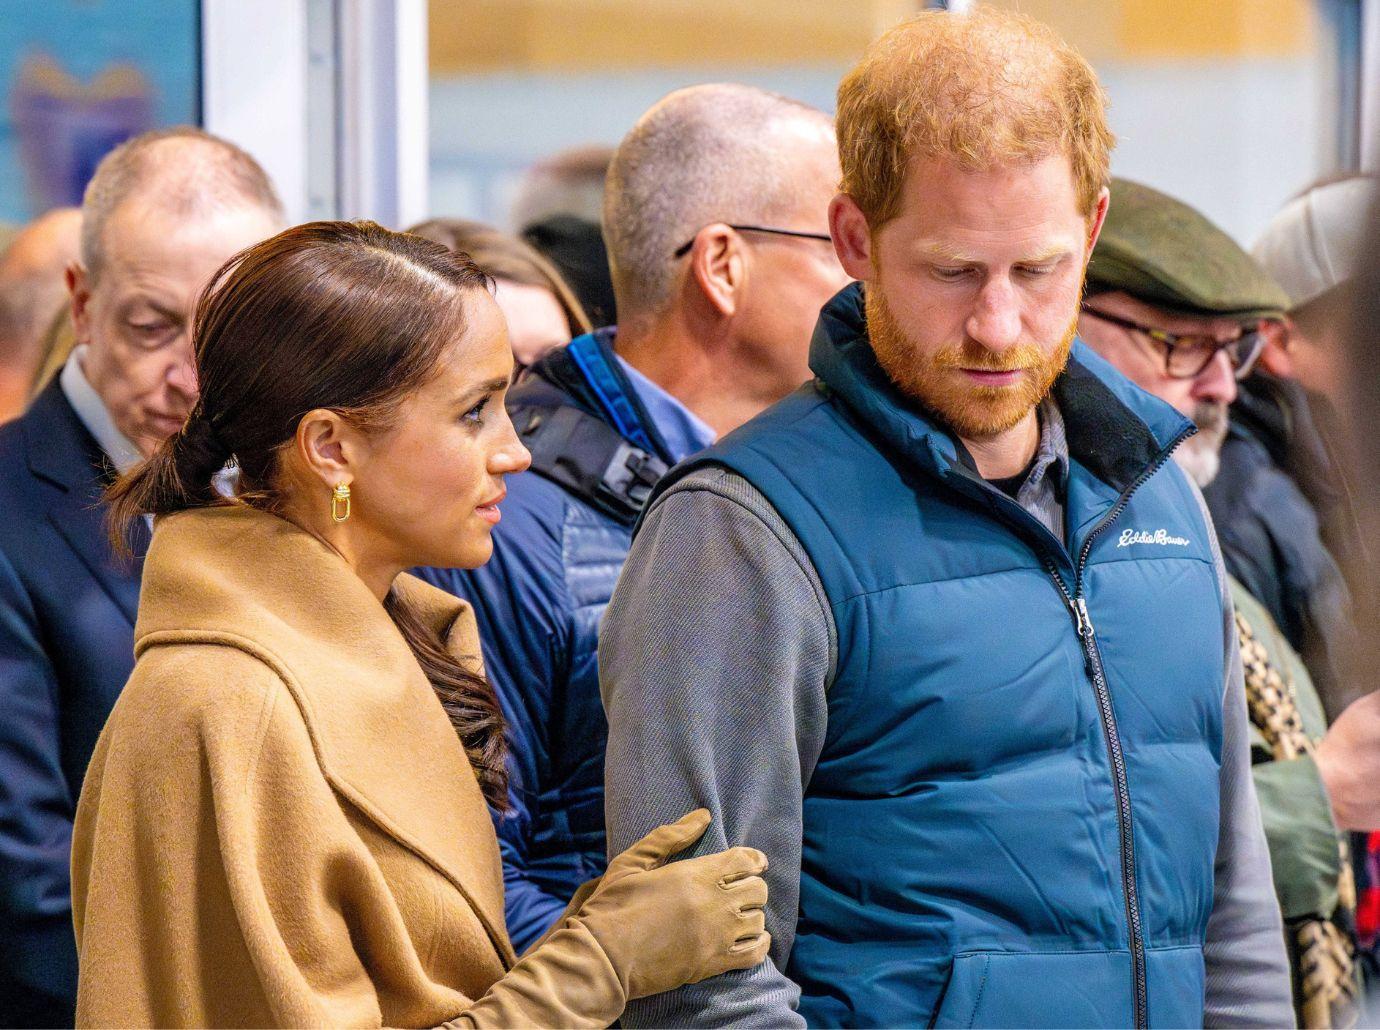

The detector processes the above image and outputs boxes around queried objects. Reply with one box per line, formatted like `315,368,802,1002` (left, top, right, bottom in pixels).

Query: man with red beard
600,7,1292,1028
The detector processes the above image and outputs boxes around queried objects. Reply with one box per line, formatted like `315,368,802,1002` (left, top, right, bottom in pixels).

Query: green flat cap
1088,179,1289,321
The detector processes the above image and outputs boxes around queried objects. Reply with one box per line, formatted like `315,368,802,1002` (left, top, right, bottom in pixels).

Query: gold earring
331,482,351,523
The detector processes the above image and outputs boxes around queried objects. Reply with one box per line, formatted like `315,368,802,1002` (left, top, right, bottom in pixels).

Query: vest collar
810,282,1194,495
134,504,514,965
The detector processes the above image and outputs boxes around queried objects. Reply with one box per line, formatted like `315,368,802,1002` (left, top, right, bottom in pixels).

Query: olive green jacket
1232,577,1343,921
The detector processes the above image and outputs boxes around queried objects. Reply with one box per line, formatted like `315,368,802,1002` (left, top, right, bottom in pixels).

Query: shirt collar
950,396,1069,489
60,346,143,473
615,355,717,464
1026,396,1070,494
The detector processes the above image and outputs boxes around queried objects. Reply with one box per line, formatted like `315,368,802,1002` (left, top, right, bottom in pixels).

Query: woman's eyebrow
456,376,510,404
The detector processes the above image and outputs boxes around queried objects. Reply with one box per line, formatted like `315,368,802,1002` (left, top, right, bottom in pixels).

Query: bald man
417,83,850,953
0,207,81,420
0,128,283,1025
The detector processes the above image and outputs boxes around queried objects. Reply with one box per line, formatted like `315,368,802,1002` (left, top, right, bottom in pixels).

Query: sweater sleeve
1194,483,1295,1028
600,467,834,1028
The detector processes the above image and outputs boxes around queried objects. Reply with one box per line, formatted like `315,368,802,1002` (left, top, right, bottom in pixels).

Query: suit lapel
27,379,145,626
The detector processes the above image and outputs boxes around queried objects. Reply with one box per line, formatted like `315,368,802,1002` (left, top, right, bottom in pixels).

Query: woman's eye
461,398,488,425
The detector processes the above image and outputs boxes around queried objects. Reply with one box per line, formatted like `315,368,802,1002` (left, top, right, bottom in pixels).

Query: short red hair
837,5,1114,228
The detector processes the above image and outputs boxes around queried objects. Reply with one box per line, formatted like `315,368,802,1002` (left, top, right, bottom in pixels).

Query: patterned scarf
1237,608,1359,1029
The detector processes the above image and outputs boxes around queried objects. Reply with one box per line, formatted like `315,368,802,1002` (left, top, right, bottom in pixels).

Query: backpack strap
510,401,669,526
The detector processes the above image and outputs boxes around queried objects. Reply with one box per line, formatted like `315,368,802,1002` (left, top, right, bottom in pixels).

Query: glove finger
611,808,712,873
714,846,768,883
723,874,768,912
735,908,766,941
727,931,772,965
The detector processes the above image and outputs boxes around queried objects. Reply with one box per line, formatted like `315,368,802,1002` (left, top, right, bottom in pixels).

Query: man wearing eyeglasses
1080,295,1252,485
416,83,848,954
1079,180,1278,489
1080,178,1355,720
1081,178,1367,1025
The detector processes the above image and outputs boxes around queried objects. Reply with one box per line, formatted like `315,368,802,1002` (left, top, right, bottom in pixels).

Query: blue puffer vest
654,284,1226,1028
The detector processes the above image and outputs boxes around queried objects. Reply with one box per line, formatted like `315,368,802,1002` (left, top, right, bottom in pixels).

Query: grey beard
1172,403,1229,487
1172,437,1222,488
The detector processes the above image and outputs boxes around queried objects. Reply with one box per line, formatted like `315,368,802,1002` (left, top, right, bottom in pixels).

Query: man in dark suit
0,127,283,1026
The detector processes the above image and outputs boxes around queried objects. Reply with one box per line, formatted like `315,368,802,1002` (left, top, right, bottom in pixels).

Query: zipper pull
1073,596,1094,640
1072,597,1097,678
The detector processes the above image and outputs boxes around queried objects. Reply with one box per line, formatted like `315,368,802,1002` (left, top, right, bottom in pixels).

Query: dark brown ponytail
385,591,508,806
104,220,509,809
106,409,232,558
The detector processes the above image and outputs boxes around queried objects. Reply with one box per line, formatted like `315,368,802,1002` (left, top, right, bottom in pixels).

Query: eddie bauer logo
1118,528,1190,548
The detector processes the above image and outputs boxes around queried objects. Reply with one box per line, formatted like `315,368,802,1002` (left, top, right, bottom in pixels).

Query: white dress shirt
59,346,142,474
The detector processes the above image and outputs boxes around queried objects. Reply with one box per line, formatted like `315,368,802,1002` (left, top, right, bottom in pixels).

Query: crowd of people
0,5,1377,1028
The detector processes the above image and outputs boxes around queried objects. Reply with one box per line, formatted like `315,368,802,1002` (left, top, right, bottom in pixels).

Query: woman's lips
960,368,1024,387
476,488,506,525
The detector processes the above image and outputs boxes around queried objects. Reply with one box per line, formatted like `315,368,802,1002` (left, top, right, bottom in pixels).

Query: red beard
866,287,1075,439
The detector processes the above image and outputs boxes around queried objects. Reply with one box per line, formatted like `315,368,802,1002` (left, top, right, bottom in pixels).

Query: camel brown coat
71,504,627,1028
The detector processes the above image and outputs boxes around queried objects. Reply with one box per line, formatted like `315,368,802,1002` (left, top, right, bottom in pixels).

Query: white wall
201,0,311,221
202,0,429,225
430,55,1331,247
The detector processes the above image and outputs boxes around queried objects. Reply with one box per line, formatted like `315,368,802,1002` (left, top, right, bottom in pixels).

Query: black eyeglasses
672,224,832,259
1080,305,1265,380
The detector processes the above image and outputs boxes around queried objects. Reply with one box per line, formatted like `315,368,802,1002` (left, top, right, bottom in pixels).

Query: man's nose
965,278,1022,352
167,348,198,397
1191,349,1237,406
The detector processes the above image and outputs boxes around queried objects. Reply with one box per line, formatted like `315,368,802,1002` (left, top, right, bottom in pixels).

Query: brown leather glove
569,808,770,1000
449,810,769,1028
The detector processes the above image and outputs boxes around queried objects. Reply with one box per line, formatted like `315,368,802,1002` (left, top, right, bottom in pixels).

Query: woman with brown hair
70,221,769,1027
407,217,590,373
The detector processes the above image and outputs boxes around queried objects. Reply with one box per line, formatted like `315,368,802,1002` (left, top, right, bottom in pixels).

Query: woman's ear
293,408,358,489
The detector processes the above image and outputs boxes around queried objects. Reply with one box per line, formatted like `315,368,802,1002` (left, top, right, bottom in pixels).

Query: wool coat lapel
134,504,513,964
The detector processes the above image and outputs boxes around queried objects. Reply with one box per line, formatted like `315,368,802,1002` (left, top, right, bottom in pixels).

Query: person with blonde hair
601,6,1292,1027
0,206,80,419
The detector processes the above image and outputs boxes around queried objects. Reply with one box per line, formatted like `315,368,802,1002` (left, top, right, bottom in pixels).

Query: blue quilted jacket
418,330,678,952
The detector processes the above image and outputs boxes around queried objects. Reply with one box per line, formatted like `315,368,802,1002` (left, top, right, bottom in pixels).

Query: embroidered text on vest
1118,528,1190,548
